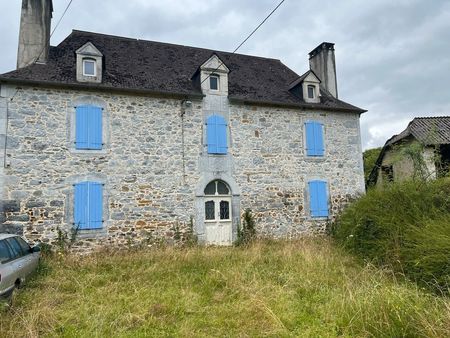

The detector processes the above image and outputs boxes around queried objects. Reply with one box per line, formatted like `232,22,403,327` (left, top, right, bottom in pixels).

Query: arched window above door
204,180,230,195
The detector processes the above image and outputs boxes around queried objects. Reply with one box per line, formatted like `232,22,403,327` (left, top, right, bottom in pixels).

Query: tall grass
1,240,449,337
331,178,450,294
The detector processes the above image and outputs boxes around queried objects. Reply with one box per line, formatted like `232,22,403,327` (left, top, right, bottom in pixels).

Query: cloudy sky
1,0,449,150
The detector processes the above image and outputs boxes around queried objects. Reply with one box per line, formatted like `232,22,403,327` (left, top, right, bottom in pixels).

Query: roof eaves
229,96,366,113
0,77,205,100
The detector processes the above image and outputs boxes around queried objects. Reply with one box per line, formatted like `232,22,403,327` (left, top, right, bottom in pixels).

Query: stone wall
231,104,365,237
0,84,365,250
376,141,437,186
0,96,7,200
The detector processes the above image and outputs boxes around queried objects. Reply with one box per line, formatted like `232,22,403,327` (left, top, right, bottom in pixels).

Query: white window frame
307,85,315,99
209,75,220,91
83,59,97,77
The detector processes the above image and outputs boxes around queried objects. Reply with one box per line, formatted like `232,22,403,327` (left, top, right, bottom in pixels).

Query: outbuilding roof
0,30,364,113
367,116,450,185
386,116,450,146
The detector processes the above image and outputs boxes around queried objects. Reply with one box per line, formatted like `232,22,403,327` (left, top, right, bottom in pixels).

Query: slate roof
0,30,364,113
367,116,450,185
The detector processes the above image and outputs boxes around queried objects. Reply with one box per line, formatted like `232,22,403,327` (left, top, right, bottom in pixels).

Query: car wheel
15,279,23,289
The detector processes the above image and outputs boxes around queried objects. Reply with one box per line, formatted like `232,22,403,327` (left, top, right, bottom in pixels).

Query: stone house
368,116,450,187
0,0,365,249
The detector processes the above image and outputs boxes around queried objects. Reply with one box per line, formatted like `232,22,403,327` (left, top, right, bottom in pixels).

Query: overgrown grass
1,239,449,337
331,178,450,294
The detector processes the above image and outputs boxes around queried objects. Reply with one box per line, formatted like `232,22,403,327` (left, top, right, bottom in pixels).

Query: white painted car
0,234,40,303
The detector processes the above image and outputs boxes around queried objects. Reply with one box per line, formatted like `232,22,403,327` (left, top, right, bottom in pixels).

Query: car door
4,238,27,285
0,240,15,295
14,237,39,276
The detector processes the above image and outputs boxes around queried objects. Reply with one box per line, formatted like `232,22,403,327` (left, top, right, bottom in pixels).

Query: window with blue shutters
75,105,103,150
308,180,329,218
305,121,325,156
206,115,228,154
74,181,103,230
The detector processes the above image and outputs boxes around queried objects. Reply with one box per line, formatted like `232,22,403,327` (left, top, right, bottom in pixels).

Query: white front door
204,196,232,245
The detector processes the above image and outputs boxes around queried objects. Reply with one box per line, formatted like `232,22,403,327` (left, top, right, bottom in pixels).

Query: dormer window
76,42,103,84
198,54,229,95
307,85,315,99
288,70,321,104
210,75,219,90
83,59,96,77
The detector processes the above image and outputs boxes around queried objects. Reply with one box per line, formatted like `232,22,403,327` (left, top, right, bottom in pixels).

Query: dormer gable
198,54,229,96
76,42,103,83
289,70,321,103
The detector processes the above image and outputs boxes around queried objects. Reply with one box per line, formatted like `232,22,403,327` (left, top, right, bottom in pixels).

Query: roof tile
0,30,364,112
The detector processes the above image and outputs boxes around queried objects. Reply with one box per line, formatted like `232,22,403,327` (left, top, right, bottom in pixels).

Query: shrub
235,209,256,246
331,178,450,294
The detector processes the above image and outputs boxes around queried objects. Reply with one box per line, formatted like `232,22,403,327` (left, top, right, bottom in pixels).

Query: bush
235,209,256,246
331,178,450,294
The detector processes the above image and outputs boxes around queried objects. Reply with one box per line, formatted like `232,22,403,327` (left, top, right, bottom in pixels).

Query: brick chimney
17,0,53,69
309,42,338,98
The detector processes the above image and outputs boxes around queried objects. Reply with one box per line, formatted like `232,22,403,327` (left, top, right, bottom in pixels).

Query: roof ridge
413,116,450,120
68,29,282,62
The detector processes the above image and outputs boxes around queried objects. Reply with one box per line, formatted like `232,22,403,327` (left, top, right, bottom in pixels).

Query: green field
1,239,449,337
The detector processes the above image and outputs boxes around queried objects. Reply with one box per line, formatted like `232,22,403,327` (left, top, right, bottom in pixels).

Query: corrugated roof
387,116,450,146
0,30,365,113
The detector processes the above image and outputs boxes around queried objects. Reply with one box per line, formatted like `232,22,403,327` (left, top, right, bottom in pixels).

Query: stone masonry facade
0,83,365,250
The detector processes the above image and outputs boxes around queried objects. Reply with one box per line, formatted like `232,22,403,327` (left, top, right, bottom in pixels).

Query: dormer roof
200,53,229,73
288,70,321,90
76,41,103,57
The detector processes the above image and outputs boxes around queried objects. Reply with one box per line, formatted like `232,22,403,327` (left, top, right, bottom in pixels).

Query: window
204,180,231,222
219,200,230,219
210,75,219,90
5,238,23,259
76,42,103,83
307,85,315,99
305,121,325,156
0,240,12,263
15,237,31,255
83,59,96,76
75,105,103,150
74,181,103,230
381,165,394,182
205,200,215,220
206,115,227,154
308,180,329,218
204,180,230,195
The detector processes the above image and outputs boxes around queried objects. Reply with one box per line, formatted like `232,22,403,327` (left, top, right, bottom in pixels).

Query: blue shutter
207,115,218,154
88,182,103,229
309,180,329,217
75,105,102,150
314,122,324,156
75,106,89,149
74,182,88,229
88,106,103,150
305,121,315,156
216,115,228,154
305,121,324,156
74,182,103,230
207,115,227,154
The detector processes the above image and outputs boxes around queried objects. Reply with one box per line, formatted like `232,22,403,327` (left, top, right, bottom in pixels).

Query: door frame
195,174,241,245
